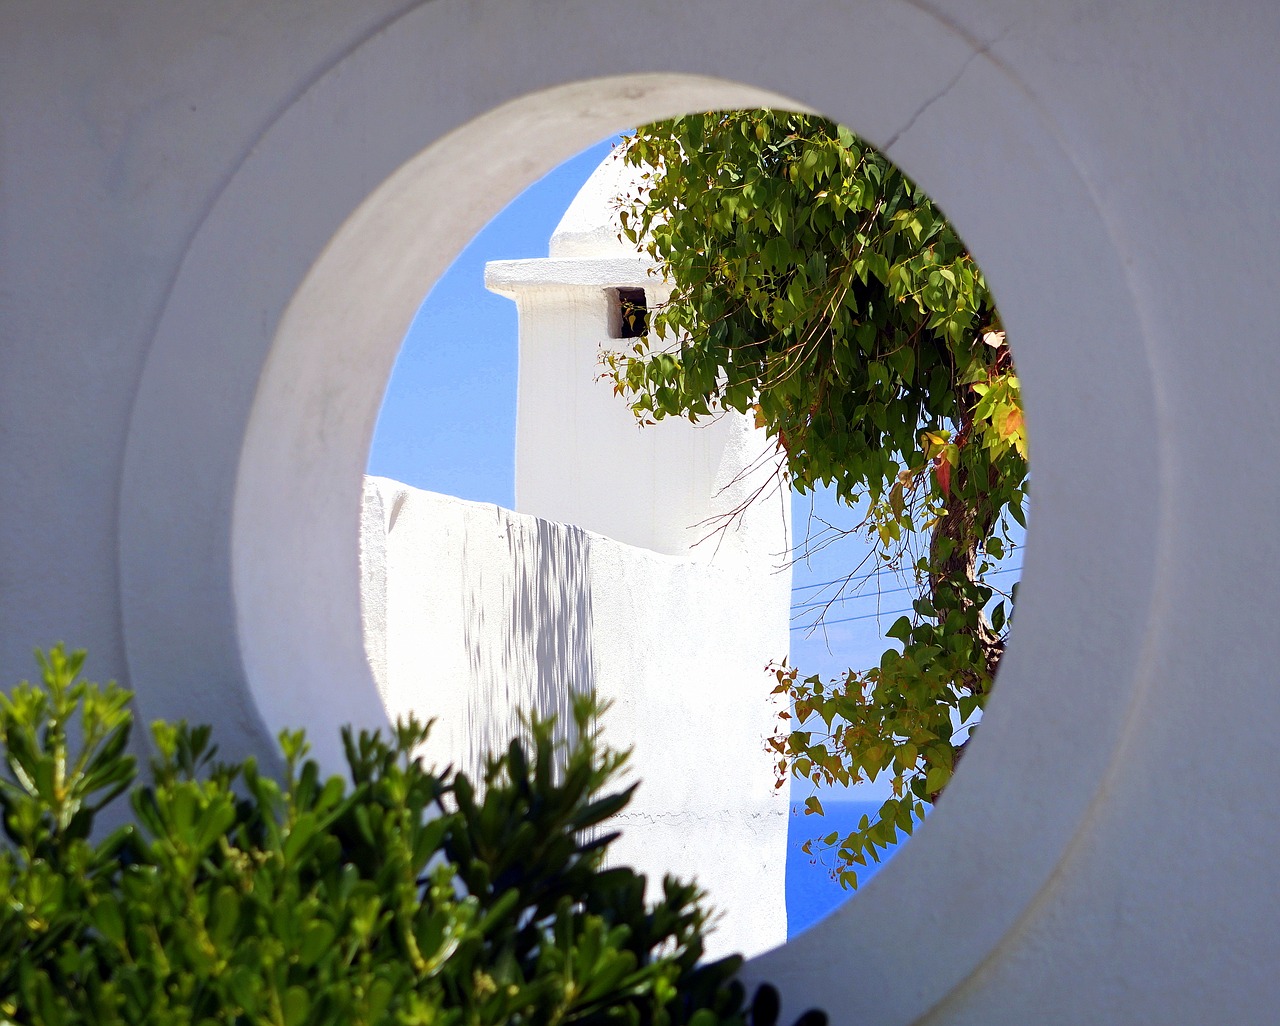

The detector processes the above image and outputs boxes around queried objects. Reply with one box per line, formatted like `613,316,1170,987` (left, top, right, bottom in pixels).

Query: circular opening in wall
128,26,1160,1015
358,112,1027,950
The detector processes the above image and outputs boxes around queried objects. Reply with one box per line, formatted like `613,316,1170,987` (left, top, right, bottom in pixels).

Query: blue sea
785,800,906,937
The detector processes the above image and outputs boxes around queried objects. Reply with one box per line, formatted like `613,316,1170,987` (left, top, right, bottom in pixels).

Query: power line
793,580,921,609
790,606,915,630
790,565,907,593
790,564,1022,612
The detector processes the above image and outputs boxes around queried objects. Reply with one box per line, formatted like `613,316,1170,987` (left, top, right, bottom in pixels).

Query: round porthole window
121,6,1159,1020
314,107,1031,967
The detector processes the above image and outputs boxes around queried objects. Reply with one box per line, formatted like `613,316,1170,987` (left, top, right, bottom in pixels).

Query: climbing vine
605,110,1027,885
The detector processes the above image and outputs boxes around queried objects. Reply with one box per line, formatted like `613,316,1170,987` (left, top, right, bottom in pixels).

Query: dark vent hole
611,287,648,339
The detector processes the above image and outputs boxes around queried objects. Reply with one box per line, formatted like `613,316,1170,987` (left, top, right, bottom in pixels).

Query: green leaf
281,986,310,1026
886,616,913,643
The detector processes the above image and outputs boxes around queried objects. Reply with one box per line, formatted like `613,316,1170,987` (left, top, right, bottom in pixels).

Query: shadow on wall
360,474,790,958
462,516,596,775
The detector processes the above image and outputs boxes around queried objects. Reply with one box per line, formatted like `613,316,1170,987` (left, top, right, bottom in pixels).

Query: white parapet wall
360,475,790,959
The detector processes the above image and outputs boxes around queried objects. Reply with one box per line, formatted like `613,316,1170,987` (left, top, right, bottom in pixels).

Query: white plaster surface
489,147,786,558
359,477,790,959
5,2,1280,1023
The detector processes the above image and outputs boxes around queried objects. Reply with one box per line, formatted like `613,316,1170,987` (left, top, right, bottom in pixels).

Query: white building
359,149,792,958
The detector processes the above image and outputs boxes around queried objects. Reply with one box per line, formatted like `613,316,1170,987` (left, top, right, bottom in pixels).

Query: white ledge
485,256,663,296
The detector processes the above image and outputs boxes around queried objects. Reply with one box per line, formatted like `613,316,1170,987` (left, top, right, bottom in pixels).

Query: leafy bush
0,646,825,1026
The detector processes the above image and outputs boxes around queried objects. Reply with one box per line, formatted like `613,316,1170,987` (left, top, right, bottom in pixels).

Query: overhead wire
790,564,1022,613
789,564,1023,630
791,606,915,629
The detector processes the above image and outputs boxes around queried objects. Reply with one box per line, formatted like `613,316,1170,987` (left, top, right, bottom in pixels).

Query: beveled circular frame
120,1,1165,1021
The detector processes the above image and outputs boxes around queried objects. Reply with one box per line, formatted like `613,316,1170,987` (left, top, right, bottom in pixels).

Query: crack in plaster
881,24,1013,154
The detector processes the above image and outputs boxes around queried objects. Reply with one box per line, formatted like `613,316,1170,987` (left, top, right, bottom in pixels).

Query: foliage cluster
0,646,824,1026
607,111,1028,885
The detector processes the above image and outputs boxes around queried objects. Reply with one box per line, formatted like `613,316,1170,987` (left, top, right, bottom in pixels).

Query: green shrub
0,646,826,1026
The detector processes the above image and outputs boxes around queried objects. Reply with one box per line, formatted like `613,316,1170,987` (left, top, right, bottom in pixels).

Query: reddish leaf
933,455,951,497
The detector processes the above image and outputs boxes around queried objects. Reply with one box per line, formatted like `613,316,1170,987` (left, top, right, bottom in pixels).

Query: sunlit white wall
359,151,793,958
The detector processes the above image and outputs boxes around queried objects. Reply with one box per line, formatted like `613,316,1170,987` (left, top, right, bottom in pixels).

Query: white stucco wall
360,477,790,959
5,3,1280,1023
489,148,778,558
